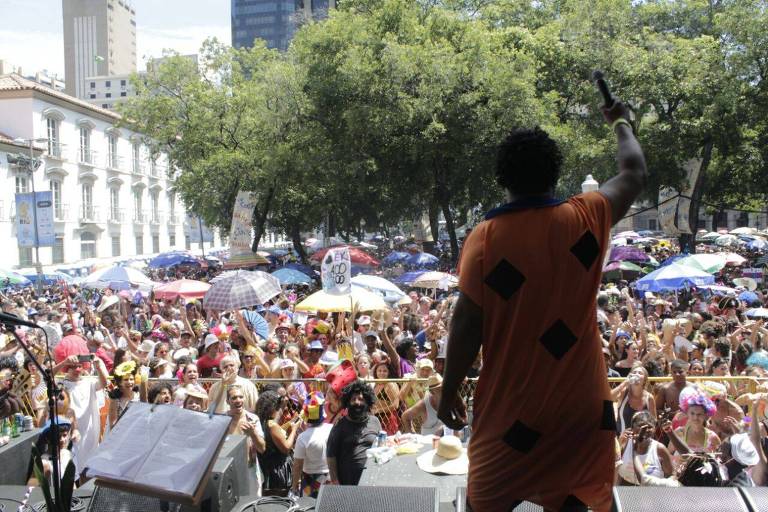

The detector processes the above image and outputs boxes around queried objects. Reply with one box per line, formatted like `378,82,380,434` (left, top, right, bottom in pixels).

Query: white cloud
137,25,231,68
0,29,65,77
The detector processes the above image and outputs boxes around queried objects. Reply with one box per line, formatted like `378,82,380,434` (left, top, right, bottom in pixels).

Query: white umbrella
715,235,741,247
294,288,388,313
730,227,757,235
351,275,405,298
82,265,154,290
412,271,459,289
203,270,281,311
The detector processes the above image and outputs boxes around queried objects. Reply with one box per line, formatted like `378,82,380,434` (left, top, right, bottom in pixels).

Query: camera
77,354,94,363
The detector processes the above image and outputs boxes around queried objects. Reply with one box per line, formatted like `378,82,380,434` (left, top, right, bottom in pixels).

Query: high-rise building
62,0,137,99
231,0,335,52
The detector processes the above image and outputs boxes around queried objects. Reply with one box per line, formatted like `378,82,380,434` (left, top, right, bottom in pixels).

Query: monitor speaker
180,456,239,512
613,487,750,512
315,485,438,512
738,487,768,512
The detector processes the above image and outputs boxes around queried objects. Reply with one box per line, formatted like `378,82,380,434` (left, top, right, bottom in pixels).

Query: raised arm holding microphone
438,81,647,512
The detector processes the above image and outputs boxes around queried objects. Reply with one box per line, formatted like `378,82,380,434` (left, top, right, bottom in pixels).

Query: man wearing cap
401,373,445,436
266,305,281,338
196,334,226,378
302,340,326,378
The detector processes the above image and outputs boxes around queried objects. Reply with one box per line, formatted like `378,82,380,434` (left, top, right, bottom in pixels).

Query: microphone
0,312,40,329
592,70,615,108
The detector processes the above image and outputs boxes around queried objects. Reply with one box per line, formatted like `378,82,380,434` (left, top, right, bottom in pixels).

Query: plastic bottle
0,418,9,437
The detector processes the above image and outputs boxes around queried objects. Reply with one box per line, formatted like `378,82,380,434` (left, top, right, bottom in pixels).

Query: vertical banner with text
224,191,261,269
321,247,352,295
15,191,54,248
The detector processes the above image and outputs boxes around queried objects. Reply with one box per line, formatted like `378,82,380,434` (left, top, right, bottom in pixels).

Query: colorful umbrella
603,261,645,273
310,246,380,267
203,270,281,311
81,265,154,290
272,268,313,285
608,246,651,264
634,263,715,292
153,279,211,300
676,254,727,274
148,251,202,268
404,252,440,270
0,269,32,287
294,288,387,313
715,234,741,247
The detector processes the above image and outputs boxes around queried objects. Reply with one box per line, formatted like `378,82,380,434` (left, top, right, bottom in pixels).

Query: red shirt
302,362,325,379
196,353,225,378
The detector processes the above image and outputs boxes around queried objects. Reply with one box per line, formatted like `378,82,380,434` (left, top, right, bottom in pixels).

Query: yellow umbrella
294,288,387,313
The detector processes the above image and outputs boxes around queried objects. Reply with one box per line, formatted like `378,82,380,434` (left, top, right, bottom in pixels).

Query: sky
0,0,231,78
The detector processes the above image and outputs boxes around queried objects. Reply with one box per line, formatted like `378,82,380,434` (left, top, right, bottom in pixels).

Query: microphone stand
3,323,63,508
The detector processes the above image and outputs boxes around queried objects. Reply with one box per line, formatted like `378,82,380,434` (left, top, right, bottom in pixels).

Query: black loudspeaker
316,485,439,512
0,484,92,512
739,487,768,511
613,487,750,512
181,456,239,512
217,435,253,496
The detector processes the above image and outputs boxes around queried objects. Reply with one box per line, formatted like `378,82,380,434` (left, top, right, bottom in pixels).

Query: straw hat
416,436,468,475
97,295,120,313
426,373,443,390
733,277,758,292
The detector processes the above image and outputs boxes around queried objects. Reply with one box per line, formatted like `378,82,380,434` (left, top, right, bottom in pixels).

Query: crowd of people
0,228,767,499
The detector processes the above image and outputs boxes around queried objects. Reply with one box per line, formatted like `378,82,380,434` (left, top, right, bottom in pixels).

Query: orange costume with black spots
459,192,615,511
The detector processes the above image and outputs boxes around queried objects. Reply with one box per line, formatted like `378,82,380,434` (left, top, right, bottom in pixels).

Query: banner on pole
657,159,702,236
15,191,54,248
321,247,352,295
225,191,262,268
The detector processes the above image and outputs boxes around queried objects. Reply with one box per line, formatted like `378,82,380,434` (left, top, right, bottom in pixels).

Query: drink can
378,431,387,447
22,416,34,432
14,413,23,430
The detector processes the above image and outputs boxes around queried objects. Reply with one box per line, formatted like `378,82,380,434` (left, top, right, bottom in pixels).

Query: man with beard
326,380,381,485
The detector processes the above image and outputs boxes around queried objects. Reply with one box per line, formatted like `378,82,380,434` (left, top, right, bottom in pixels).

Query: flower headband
679,388,717,416
114,360,137,378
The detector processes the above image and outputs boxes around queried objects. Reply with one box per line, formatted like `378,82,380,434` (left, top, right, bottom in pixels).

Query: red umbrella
310,245,380,267
54,335,89,364
153,279,211,300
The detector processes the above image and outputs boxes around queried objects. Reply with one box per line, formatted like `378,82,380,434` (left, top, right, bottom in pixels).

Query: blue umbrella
239,309,269,340
148,251,201,268
22,272,73,285
382,251,409,267
404,252,439,269
634,262,714,292
747,239,768,251
660,254,688,267
739,291,759,304
272,268,313,285
393,270,427,285
284,262,315,277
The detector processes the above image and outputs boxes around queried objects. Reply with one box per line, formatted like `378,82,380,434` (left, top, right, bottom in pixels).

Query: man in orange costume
438,99,646,511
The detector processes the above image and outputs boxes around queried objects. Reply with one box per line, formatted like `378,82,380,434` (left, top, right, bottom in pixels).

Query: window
50,180,63,219
120,92,127,97
132,143,141,173
111,236,121,257
90,82,96,89
169,233,176,247
18,247,33,266
150,191,159,222
133,189,143,221
135,235,144,255
82,184,93,220
120,79,126,87
46,118,60,156
110,188,120,220
79,127,91,163
152,235,160,253
105,80,111,87
53,236,65,264
15,175,29,194
168,194,176,220
185,235,190,250
90,94,96,99
107,133,118,168
648,218,657,231
102,104,109,108
80,232,97,259
106,93,112,98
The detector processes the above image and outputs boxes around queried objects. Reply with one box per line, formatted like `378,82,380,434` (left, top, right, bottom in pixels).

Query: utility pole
198,217,206,258
10,138,45,291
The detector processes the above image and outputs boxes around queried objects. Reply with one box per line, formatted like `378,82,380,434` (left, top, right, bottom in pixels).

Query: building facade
82,74,136,110
63,0,137,99
0,74,190,269
231,0,335,51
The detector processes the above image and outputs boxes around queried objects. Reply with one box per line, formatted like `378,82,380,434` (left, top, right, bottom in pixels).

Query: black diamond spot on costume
484,259,526,300
539,320,578,360
503,420,541,454
570,230,601,270
600,400,617,431
560,495,587,511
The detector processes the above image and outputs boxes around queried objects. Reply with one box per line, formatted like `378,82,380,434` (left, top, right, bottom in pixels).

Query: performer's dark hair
496,127,562,194
341,379,376,409
147,382,173,403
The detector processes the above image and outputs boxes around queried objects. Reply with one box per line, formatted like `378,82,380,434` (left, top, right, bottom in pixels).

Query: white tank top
420,392,443,436
620,439,664,483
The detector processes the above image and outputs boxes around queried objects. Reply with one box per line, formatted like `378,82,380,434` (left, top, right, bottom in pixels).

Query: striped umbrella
0,269,32,287
203,270,281,311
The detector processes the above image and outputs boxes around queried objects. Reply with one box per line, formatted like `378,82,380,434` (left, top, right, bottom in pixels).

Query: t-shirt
458,192,614,512
294,422,333,474
61,378,101,475
196,353,225,378
326,415,381,485
302,363,325,379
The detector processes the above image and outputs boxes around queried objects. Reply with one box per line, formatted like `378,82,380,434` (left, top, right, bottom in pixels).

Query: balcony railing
46,141,64,159
150,210,163,224
107,154,123,170
80,204,100,222
78,148,96,165
132,159,145,175
109,207,126,223
133,210,148,223
168,213,180,225
54,203,69,222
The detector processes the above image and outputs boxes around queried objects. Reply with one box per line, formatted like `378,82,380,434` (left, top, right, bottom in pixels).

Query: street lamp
11,137,48,291
581,174,599,193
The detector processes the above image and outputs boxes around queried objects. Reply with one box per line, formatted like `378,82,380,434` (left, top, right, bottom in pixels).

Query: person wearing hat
239,344,270,379
183,389,209,412
721,430,760,486
196,333,226,378
291,392,333,498
401,373,445,435
399,358,435,409
33,417,74,487
302,339,326,378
